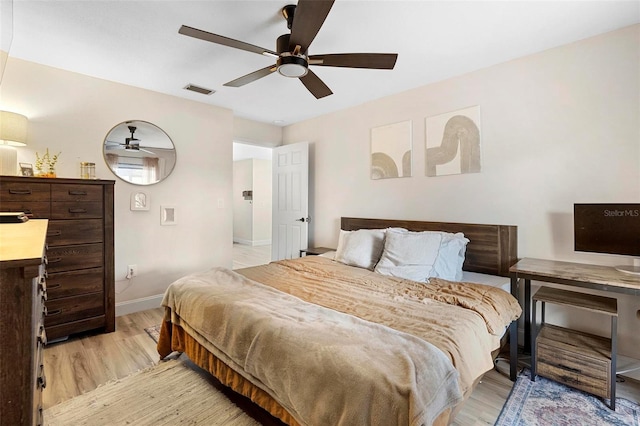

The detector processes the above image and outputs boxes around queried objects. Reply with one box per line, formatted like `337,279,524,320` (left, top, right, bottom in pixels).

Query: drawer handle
41,292,47,302
47,230,62,237
38,367,46,389
47,257,63,264
8,188,32,195
43,306,48,316
68,208,87,213
47,309,63,317
68,190,88,196
38,326,47,345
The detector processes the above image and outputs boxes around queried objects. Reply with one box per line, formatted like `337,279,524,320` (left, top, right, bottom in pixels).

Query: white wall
232,158,272,245
0,57,235,305
233,159,253,243
283,25,640,360
233,116,282,147
252,159,272,244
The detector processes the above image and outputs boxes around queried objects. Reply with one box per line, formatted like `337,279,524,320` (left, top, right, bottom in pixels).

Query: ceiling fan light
277,55,308,78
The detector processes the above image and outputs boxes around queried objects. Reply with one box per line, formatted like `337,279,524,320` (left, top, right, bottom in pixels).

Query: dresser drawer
47,219,104,246
46,268,104,299
0,181,50,201
51,201,103,219
46,243,103,272
52,184,102,202
0,200,50,218
45,292,104,327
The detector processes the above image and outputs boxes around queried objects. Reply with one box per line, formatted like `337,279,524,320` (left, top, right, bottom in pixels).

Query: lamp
0,111,28,146
277,55,308,78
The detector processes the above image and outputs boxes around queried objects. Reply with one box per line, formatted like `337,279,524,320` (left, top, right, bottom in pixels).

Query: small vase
37,172,56,178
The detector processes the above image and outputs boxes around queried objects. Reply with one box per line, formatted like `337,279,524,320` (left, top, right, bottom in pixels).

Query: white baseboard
233,238,272,246
115,294,164,317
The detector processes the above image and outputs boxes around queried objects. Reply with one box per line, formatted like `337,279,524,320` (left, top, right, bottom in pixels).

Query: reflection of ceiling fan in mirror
105,125,155,155
178,0,398,99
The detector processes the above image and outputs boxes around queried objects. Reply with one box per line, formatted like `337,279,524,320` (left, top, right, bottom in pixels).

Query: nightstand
300,247,333,257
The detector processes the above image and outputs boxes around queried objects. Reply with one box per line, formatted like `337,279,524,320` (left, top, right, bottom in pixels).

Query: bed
157,217,521,425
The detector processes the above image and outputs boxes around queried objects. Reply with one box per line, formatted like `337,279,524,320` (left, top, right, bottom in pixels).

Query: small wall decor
160,205,177,226
371,120,412,180
130,191,149,211
425,106,481,177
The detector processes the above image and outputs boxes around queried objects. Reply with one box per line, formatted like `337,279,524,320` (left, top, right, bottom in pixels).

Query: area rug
495,369,640,426
44,359,260,425
144,323,161,343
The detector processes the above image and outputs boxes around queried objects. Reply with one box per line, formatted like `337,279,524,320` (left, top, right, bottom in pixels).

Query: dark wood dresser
0,176,115,340
0,219,49,426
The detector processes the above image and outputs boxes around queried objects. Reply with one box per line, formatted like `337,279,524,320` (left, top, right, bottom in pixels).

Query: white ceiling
6,1,639,126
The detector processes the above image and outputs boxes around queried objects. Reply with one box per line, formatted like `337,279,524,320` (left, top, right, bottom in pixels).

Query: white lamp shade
0,111,28,146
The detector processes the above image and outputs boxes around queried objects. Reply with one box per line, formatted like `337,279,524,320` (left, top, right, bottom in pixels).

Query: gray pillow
334,229,386,270
374,229,443,282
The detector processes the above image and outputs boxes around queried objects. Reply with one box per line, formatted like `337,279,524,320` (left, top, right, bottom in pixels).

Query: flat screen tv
574,203,640,275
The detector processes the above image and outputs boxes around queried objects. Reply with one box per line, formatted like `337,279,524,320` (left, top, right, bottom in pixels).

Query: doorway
232,142,273,266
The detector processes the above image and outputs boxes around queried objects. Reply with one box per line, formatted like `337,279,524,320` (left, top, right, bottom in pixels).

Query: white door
272,141,309,260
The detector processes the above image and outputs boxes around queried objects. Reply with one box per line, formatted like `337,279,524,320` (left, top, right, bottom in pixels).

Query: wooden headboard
341,217,517,277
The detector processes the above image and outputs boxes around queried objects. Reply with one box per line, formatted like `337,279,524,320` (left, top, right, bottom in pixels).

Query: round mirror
103,120,176,185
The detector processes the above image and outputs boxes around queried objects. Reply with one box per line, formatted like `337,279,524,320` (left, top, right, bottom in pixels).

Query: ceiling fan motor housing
276,34,308,78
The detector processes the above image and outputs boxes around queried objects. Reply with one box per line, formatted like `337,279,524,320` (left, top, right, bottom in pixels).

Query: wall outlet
126,264,138,279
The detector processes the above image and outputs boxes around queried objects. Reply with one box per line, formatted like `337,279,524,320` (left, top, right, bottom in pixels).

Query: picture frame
19,163,34,177
425,106,482,177
370,120,412,180
130,191,150,211
160,205,177,226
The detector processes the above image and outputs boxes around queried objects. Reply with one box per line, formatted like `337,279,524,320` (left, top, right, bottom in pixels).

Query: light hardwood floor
232,242,271,269
44,245,640,424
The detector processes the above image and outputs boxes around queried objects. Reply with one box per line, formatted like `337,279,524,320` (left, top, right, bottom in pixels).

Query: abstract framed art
371,120,412,180
425,106,481,177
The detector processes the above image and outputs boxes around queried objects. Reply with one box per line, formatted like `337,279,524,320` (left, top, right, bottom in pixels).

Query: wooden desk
509,258,640,381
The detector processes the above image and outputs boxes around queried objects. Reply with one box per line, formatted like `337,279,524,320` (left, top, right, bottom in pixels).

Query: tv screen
574,204,640,257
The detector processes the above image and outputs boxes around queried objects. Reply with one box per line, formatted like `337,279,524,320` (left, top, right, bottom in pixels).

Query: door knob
295,217,310,222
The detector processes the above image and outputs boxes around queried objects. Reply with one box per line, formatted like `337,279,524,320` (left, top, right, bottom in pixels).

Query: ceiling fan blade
309,53,398,69
179,25,278,57
224,65,276,87
299,69,333,99
289,0,335,53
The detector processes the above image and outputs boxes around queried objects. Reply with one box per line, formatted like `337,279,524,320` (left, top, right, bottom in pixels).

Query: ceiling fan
178,0,398,99
105,126,155,154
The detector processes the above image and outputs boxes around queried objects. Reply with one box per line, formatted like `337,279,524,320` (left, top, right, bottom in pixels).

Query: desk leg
510,275,519,381
524,279,531,354
611,316,617,411
531,299,538,381
509,320,518,381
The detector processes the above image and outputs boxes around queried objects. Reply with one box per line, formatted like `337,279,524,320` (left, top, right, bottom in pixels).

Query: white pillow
431,232,469,281
374,229,442,282
334,229,386,270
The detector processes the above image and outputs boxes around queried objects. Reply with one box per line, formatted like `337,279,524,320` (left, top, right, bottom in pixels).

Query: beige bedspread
239,256,521,395
163,267,462,426
161,256,521,426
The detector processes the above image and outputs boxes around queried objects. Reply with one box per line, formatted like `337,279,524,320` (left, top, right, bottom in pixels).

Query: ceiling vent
183,84,214,95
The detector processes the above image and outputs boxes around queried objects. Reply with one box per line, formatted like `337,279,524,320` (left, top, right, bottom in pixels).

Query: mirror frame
103,120,176,186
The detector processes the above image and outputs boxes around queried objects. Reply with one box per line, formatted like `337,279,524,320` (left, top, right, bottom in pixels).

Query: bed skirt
157,320,453,426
